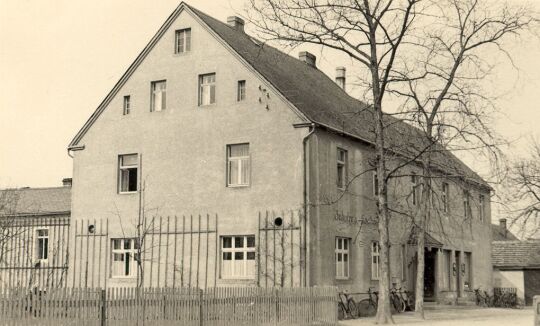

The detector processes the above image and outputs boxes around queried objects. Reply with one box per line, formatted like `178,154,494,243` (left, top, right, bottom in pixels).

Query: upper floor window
221,235,255,279
335,237,350,279
111,238,139,278
150,80,166,112
199,73,216,106
123,95,131,115
337,148,348,189
237,80,246,101
442,182,449,213
119,154,138,193
175,28,191,54
479,194,485,222
371,241,380,280
227,144,250,186
36,229,49,261
463,189,471,218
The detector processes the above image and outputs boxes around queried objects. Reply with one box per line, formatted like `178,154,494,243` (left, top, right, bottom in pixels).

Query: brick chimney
299,51,316,67
499,218,507,238
62,178,72,187
336,67,346,90
227,16,245,32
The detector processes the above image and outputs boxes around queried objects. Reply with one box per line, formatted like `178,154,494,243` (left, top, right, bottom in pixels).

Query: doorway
424,248,437,301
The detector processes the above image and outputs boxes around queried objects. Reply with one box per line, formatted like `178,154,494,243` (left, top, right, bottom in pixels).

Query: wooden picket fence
0,286,338,325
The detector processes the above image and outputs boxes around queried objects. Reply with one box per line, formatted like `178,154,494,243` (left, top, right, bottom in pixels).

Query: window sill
118,191,138,195
227,184,250,188
173,52,190,57
198,103,216,108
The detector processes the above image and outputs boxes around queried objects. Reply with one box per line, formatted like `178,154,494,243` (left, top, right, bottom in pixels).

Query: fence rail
0,286,338,325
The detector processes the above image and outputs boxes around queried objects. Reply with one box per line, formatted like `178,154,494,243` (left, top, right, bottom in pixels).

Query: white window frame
479,194,485,222
227,144,250,187
123,95,130,115
118,154,138,194
237,80,246,101
337,148,348,190
371,241,380,280
199,73,216,106
174,28,191,54
111,238,139,279
150,80,166,112
220,235,256,279
36,229,49,262
335,237,350,280
442,182,449,213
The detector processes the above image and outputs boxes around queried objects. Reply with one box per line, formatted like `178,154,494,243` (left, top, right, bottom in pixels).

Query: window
36,229,48,261
442,182,449,213
150,80,166,112
373,171,379,196
111,238,139,278
237,80,246,101
227,144,250,186
118,154,138,193
401,244,406,281
411,173,419,205
175,28,191,54
479,194,485,222
221,235,255,279
371,241,380,280
337,148,348,189
123,96,131,115
442,250,451,290
199,73,216,106
335,237,350,279
463,189,471,218
464,252,472,290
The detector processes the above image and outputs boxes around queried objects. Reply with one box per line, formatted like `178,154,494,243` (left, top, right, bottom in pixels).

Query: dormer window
175,28,191,54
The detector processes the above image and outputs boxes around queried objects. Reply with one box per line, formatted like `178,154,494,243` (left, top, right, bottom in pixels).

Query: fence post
199,288,204,326
100,289,107,326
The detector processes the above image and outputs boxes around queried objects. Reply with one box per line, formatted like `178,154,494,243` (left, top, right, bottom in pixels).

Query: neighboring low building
492,240,540,305
0,179,71,288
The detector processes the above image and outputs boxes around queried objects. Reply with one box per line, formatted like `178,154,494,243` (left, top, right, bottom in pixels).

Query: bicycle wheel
357,299,377,317
348,298,360,319
338,302,346,320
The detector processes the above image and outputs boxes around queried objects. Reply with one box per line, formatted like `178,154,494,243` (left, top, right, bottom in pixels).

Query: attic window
175,28,191,54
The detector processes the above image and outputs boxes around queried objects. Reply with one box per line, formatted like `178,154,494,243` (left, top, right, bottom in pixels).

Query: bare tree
246,1,421,322
504,139,540,238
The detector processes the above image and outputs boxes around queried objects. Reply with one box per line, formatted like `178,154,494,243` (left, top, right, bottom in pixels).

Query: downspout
302,123,315,287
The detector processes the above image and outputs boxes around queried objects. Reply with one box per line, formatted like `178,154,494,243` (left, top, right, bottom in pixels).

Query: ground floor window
36,229,49,262
441,249,451,290
464,252,472,290
111,238,139,278
221,235,255,279
335,237,350,279
371,241,380,280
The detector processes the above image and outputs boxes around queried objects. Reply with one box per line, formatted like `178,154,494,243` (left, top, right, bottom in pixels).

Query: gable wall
69,9,308,287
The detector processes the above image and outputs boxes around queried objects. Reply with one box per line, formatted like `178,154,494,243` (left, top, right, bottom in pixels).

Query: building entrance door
424,248,436,301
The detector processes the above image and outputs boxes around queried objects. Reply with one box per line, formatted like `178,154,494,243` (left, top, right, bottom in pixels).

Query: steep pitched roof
0,187,71,217
491,224,518,241
492,240,540,269
68,2,489,189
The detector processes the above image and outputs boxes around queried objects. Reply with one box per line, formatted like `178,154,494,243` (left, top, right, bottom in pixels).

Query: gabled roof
68,2,489,189
492,240,540,269
491,223,518,241
0,187,71,217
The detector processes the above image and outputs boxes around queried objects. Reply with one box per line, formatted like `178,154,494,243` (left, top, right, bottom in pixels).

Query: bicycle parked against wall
337,291,360,320
390,287,406,313
357,287,378,317
474,288,493,307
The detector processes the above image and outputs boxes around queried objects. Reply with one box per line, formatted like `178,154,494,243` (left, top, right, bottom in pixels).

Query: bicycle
337,291,360,320
390,287,406,313
357,287,378,317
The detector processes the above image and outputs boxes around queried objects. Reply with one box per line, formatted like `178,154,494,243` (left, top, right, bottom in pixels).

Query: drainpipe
302,123,315,287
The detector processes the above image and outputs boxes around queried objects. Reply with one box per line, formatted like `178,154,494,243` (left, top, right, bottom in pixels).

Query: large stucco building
66,2,492,304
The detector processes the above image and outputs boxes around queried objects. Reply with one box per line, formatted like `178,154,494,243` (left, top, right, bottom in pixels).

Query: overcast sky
1,0,539,208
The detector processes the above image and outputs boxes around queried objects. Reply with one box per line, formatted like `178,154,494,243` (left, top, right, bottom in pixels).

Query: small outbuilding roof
0,187,71,217
491,223,518,241
492,240,540,269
